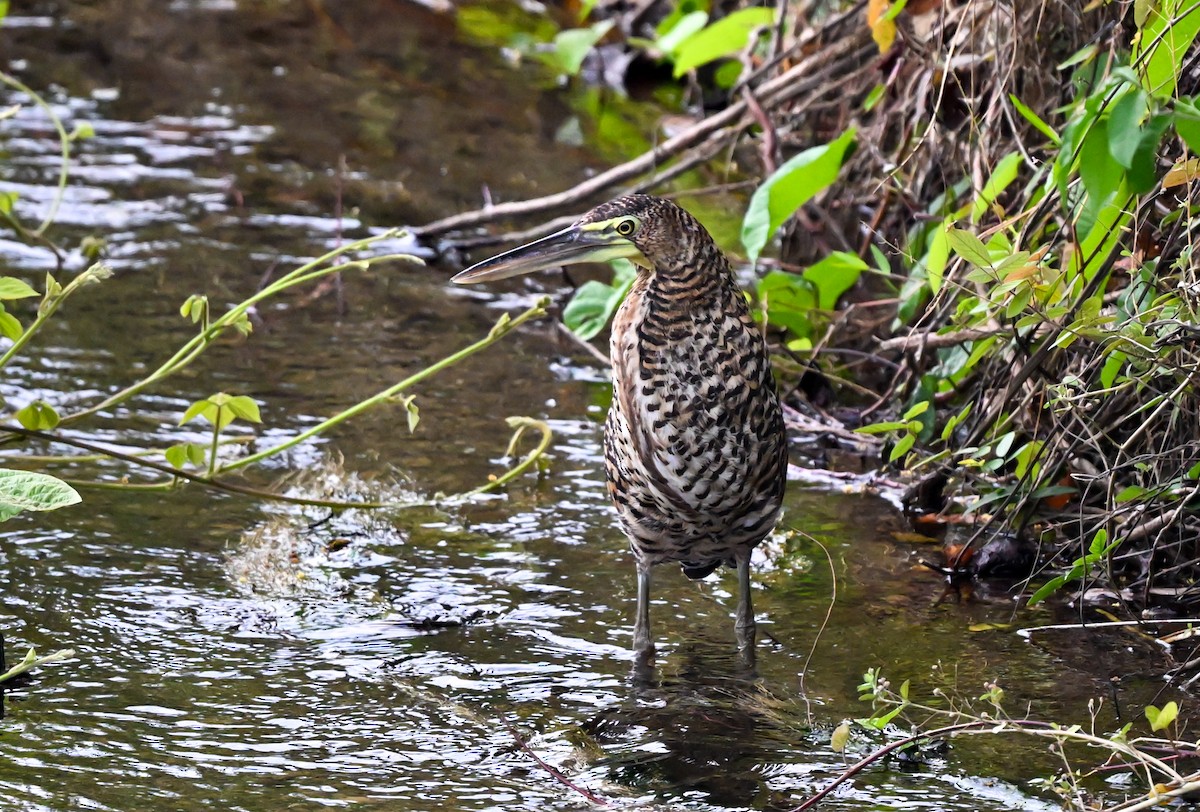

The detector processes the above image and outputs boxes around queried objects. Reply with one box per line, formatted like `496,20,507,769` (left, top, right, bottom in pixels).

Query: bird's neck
609,250,745,373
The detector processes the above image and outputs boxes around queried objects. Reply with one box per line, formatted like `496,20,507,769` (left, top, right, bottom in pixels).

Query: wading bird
452,195,787,658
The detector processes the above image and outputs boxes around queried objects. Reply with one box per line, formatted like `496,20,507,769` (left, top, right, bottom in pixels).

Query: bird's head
451,194,702,284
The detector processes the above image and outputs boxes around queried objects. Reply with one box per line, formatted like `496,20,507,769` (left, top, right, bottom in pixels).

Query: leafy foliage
741,128,857,263
562,259,637,340
0,469,80,522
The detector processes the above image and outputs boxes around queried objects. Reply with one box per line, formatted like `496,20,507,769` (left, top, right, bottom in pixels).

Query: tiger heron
452,194,787,658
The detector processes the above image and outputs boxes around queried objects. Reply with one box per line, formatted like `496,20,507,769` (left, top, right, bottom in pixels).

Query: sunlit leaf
1174,152,1200,184
803,251,867,311
405,397,420,433
946,229,992,270
657,10,709,53
1135,0,1200,98
0,468,81,522
0,277,38,300
742,128,857,263
757,270,816,339
1146,701,1179,732
553,20,613,76
1009,94,1060,145
0,304,22,341
180,294,207,323
15,400,60,430
180,398,214,426
225,395,262,424
165,442,206,469
672,7,775,76
562,259,637,340
830,721,851,754
866,0,902,53
889,432,915,462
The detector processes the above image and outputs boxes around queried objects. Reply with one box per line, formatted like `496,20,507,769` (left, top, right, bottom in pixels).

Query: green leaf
970,151,1023,223
562,260,637,340
1115,485,1149,503
856,420,908,435
166,442,206,469
1028,574,1068,606
405,397,420,433
1100,350,1127,388
757,270,816,338
924,222,950,294
903,400,930,420
0,277,38,300
1146,701,1179,732
946,229,993,270
1175,98,1200,154
0,304,22,341
863,83,886,112
1108,89,1148,169
657,10,709,53
889,432,915,462
1079,120,1124,225
180,398,215,427
803,251,867,311
15,400,60,430
552,20,614,76
1135,0,1200,98
225,396,262,424
741,128,857,263
0,468,81,522
180,294,207,323
671,7,775,76
1127,113,1172,194
165,444,186,469
231,313,253,336
1009,94,1060,145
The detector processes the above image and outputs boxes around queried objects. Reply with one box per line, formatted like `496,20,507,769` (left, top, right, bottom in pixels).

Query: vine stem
220,299,549,473
59,234,414,425
0,71,70,235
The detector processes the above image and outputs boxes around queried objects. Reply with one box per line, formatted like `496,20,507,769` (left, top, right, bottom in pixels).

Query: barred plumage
454,194,788,659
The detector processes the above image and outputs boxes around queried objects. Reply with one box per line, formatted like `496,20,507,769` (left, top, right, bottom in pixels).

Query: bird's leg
734,549,756,653
633,560,654,660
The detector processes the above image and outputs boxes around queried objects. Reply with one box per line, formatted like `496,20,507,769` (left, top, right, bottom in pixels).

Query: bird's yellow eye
615,219,636,237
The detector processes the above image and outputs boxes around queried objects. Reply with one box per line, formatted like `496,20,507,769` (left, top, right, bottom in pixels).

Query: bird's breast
604,274,786,559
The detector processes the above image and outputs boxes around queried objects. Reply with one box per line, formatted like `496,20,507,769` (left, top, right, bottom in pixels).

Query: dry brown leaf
1003,265,1039,283
1164,158,1200,188
867,0,896,53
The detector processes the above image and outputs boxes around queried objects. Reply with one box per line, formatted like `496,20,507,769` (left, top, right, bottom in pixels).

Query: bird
452,194,787,659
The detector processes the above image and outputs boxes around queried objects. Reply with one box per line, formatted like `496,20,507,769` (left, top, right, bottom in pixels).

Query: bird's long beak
451,225,641,284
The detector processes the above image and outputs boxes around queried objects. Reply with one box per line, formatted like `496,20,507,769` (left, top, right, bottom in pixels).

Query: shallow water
0,3,1184,811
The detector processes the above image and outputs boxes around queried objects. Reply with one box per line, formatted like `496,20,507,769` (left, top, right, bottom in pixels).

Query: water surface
0,3,1181,811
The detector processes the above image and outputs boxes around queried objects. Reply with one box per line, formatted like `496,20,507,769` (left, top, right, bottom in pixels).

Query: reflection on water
0,2,1179,811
